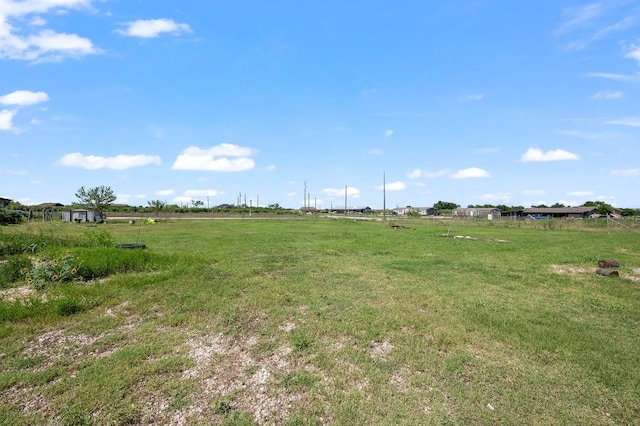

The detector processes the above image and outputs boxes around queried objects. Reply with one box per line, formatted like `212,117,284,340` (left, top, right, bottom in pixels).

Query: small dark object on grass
598,259,620,268
596,268,619,277
117,243,146,249
129,220,136,225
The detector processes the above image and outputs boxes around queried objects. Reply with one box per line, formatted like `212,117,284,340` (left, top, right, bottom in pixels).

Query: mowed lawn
1,218,639,425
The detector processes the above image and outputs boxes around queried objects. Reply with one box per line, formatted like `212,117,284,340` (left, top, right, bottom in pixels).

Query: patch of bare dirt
550,264,591,275
0,285,36,302
174,331,319,425
369,339,394,360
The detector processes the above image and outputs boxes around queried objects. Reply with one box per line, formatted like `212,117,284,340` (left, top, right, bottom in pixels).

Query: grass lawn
1,217,639,425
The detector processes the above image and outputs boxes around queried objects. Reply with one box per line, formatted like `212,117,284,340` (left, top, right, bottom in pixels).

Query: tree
147,200,166,216
583,201,614,216
621,208,638,217
433,201,460,211
191,200,204,209
75,186,116,221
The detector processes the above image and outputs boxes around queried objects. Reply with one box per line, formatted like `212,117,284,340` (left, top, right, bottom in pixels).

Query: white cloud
0,168,27,176
155,189,174,196
116,19,192,38
624,42,640,65
0,109,17,131
606,118,640,127
554,3,603,37
611,169,640,177
57,153,162,170
385,130,394,137
451,167,490,179
480,193,511,203
376,181,406,191
473,147,501,154
323,187,360,198
586,72,640,82
0,1,100,63
0,90,49,105
182,189,224,198
407,168,450,179
266,164,276,171
591,90,622,100
567,191,594,197
520,148,579,162
522,189,546,196
556,130,607,140
171,144,257,172
459,93,484,101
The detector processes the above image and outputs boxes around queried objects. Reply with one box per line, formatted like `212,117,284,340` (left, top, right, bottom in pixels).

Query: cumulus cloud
451,167,490,179
155,189,174,196
0,90,49,105
323,187,360,198
520,148,579,162
376,181,406,191
407,168,449,179
611,168,640,177
624,42,640,65
0,1,100,62
57,153,162,170
385,130,394,137
116,19,192,38
0,109,18,131
171,144,257,172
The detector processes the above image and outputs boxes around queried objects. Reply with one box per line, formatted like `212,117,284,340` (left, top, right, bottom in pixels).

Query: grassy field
1,217,639,425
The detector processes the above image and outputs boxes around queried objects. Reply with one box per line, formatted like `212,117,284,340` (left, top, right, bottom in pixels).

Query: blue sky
1,1,639,209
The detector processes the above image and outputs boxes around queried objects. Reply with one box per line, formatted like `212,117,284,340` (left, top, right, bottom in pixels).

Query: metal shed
62,209,103,223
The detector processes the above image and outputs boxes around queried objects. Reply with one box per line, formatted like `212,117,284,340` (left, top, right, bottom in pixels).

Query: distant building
62,209,103,223
331,206,374,214
522,207,598,219
394,206,437,216
0,197,11,208
452,207,502,220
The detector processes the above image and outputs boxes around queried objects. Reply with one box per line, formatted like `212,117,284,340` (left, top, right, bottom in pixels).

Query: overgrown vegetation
0,218,638,424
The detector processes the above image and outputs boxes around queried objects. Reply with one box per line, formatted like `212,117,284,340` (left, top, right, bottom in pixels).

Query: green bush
0,254,32,287
25,252,83,290
74,247,155,279
0,209,23,225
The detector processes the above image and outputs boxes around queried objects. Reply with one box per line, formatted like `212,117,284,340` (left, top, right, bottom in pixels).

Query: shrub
25,252,83,290
73,247,156,279
0,209,23,225
0,254,32,287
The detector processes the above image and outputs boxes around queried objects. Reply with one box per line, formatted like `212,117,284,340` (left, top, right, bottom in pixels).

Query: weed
0,254,31,287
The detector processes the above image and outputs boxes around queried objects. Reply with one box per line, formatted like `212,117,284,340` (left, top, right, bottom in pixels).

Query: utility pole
304,181,307,210
344,185,348,216
383,170,386,221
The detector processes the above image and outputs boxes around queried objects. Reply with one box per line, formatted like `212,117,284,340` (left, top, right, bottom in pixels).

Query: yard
1,217,639,425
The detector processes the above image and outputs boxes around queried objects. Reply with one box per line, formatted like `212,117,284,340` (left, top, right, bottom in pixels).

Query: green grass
0,218,639,424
